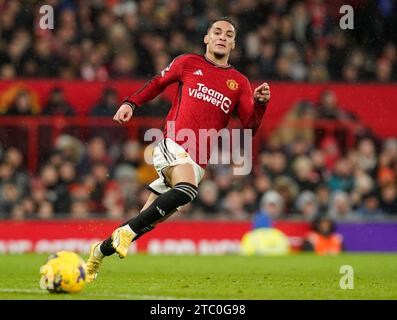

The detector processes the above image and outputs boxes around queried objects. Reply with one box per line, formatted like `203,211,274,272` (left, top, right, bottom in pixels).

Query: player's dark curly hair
207,17,237,34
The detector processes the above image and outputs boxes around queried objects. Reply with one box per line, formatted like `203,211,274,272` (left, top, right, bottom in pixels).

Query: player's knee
166,163,197,186
173,182,198,204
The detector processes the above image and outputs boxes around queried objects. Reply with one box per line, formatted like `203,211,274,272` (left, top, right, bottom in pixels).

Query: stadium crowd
0,0,396,82
1,87,397,221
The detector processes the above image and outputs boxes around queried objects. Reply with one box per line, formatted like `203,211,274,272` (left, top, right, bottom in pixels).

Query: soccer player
85,18,271,282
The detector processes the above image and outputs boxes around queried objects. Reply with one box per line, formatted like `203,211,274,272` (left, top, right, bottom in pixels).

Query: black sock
129,225,155,242
128,182,197,234
99,209,179,257
100,182,198,256
100,237,115,256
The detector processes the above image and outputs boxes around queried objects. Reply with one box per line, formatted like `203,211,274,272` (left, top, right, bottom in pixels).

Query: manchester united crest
226,79,238,90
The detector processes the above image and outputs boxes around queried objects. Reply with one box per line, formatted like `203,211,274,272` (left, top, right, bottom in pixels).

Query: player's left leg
86,139,203,282
86,192,160,283
110,163,197,258
86,175,188,282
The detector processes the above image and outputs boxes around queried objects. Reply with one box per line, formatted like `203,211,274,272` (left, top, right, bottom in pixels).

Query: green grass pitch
0,253,396,300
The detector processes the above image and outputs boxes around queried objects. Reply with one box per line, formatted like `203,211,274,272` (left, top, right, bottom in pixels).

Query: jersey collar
203,54,233,69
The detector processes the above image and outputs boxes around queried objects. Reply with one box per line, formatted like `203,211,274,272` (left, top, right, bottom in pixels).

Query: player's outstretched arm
237,80,271,135
120,55,186,114
113,103,135,124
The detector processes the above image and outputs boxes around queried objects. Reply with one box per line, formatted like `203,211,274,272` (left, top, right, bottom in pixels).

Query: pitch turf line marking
0,288,197,300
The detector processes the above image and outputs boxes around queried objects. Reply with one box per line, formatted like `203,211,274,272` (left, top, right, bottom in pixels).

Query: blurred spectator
118,140,142,169
316,90,357,121
302,217,343,255
78,137,113,174
37,201,54,220
111,51,137,78
42,87,75,116
253,190,284,229
356,138,378,175
11,204,25,220
5,89,36,116
291,156,318,192
103,180,124,219
90,88,118,117
0,183,20,218
310,149,329,183
328,191,355,220
193,180,221,216
0,1,395,82
257,42,276,79
221,189,248,219
355,191,385,219
273,175,299,214
315,183,330,213
241,184,258,214
316,90,340,120
379,184,397,215
54,135,85,164
59,161,77,186
327,158,354,193
38,164,70,214
0,123,396,221
20,197,36,218
3,147,28,196
319,136,340,171
353,169,375,196
213,166,234,199
114,164,139,212
252,173,272,200
22,37,58,77
89,162,113,214
376,58,393,82
270,100,316,147
287,139,311,162
295,190,319,220
316,90,362,150
261,151,287,181
376,149,396,187
70,199,90,219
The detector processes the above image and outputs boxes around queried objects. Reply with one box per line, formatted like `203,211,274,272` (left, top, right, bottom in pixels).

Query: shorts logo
227,79,238,91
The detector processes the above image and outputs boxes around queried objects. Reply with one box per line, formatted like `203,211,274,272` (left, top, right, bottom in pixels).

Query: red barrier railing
0,116,361,173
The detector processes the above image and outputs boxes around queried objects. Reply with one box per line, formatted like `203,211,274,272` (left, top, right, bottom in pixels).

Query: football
39,251,87,294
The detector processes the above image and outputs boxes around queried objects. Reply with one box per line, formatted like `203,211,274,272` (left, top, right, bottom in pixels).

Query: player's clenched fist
113,103,134,124
253,82,270,104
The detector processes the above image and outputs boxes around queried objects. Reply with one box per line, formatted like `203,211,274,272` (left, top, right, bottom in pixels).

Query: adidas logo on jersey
193,69,203,76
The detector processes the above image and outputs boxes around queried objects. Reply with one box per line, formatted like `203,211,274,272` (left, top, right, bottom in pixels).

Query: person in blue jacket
253,190,284,229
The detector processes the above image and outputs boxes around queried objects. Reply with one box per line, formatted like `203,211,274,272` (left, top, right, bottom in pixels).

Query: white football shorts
147,138,205,195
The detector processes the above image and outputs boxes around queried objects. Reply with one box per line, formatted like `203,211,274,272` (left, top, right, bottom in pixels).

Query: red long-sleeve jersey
125,53,268,168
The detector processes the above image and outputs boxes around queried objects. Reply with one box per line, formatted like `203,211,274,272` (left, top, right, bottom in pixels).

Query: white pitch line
0,288,198,300
0,288,43,294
